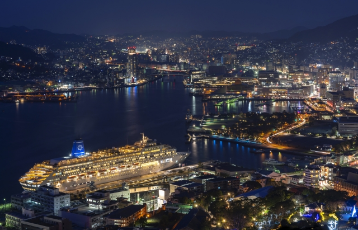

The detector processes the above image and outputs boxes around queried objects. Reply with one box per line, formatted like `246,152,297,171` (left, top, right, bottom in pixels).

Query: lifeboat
78,173,86,179
120,165,126,168
67,175,77,182
98,169,107,175
133,163,139,166
87,171,97,177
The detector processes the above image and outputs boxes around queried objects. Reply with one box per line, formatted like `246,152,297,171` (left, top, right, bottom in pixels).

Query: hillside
288,14,358,43
0,26,85,48
0,41,43,62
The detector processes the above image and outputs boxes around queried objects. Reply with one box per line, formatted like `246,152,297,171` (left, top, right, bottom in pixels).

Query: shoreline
198,135,325,157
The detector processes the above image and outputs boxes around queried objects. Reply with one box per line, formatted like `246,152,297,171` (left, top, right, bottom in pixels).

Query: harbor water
0,77,308,198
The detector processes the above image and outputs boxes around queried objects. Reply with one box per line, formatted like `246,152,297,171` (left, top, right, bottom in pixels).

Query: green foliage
263,186,292,209
136,217,147,227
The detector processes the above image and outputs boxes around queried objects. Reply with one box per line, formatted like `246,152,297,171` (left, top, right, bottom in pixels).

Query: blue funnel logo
72,139,85,157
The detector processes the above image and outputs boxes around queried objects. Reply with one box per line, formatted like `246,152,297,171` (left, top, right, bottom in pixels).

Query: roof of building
23,217,57,227
193,175,217,180
235,186,273,199
45,215,63,220
170,180,193,186
105,205,145,219
11,192,32,199
206,177,239,183
5,212,29,220
182,183,203,189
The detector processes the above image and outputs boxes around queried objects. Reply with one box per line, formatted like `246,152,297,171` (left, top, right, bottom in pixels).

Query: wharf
191,134,325,157
203,98,304,101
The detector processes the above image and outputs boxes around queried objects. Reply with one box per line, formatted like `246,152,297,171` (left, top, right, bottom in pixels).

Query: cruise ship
19,134,190,192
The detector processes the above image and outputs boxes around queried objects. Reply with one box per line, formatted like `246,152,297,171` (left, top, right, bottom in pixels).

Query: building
104,204,147,227
303,165,320,188
215,163,254,177
334,172,358,196
234,186,273,200
258,71,279,85
6,211,31,229
192,175,217,192
60,204,112,229
11,192,32,210
31,186,70,216
319,164,336,187
326,91,343,108
337,116,358,135
21,215,72,230
289,175,303,185
206,177,240,191
127,47,138,81
329,71,344,91
320,84,327,98
169,180,194,194
237,45,253,51
86,186,130,209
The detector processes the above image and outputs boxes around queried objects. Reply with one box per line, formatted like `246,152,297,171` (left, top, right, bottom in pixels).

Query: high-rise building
329,71,344,91
127,47,138,82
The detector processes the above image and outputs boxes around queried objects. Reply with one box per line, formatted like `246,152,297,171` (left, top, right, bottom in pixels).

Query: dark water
0,78,302,198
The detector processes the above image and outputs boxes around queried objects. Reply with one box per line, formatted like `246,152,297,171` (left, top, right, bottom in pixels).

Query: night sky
1,0,358,35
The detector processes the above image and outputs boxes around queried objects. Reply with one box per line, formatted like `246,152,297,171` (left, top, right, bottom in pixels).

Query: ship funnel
71,139,85,157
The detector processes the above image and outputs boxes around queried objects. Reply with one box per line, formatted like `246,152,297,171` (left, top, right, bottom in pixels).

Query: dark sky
1,0,358,35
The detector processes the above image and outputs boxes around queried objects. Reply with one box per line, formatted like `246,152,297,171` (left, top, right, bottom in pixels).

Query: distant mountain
0,26,85,48
119,27,307,40
0,41,43,61
261,26,308,40
288,14,358,43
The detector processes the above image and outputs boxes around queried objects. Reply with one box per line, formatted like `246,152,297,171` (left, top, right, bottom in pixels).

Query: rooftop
105,204,145,219
235,186,273,199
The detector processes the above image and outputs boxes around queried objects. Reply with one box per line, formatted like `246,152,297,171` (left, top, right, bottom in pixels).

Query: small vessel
262,158,285,166
288,163,298,167
251,149,264,153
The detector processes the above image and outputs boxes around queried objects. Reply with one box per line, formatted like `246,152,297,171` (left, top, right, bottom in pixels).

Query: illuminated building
127,47,138,82
31,186,70,215
237,45,252,51
334,172,358,196
329,71,345,91
104,204,147,227
19,134,189,193
303,165,320,188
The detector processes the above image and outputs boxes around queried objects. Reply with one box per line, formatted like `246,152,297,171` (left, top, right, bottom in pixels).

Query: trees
136,217,147,227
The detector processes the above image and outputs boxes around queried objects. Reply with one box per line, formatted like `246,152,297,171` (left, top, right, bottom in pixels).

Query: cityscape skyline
1,0,358,35
2,1,358,229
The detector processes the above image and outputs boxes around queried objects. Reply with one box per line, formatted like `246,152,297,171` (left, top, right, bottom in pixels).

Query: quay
188,134,326,157
202,98,305,101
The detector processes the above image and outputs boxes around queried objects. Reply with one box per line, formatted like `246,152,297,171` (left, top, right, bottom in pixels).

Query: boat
251,149,264,153
288,163,298,167
19,134,190,192
262,158,285,166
